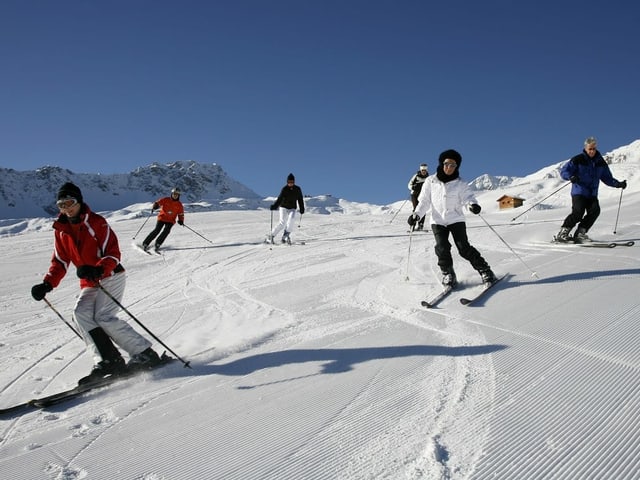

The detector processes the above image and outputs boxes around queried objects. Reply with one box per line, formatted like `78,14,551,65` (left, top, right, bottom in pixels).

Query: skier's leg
562,195,588,230
283,209,296,240
450,222,491,272
142,222,163,248
93,273,152,357
271,207,287,236
578,198,600,232
155,222,173,247
432,224,453,272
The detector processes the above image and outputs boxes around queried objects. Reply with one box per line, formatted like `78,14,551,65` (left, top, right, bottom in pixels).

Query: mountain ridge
0,160,261,219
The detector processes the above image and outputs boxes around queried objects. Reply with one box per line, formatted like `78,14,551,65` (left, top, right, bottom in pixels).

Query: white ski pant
271,207,296,237
73,272,151,364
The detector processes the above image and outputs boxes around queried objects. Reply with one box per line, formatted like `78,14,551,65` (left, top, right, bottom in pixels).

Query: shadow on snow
205,344,508,377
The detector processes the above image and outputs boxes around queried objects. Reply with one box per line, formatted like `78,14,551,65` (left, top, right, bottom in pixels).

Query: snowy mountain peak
0,161,261,219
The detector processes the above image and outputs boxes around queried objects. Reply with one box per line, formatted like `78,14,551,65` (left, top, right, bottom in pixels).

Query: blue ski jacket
560,150,622,198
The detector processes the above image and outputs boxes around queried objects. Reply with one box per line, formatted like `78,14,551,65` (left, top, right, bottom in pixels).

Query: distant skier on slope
142,187,185,253
268,173,305,244
407,163,429,230
555,137,627,243
408,149,496,287
30,182,161,385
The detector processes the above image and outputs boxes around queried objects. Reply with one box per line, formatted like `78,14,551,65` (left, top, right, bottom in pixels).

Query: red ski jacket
153,197,185,224
43,204,124,289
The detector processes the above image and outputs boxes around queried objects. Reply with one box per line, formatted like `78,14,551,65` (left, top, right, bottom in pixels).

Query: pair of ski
0,354,175,417
264,237,306,246
552,238,635,248
134,243,163,255
421,275,505,308
132,242,163,255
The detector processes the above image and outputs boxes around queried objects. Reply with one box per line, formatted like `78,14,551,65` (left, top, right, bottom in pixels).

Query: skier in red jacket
142,187,185,253
31,182,161,385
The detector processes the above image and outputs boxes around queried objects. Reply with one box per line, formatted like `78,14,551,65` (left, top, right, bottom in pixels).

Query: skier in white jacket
408,149,496,287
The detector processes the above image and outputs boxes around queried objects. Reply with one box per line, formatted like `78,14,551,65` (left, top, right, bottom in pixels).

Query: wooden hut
497,195,525,210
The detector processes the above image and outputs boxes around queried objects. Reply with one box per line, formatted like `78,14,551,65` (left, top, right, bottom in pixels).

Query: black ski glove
77,265,104,281
31,282,53,301
570,175,579,184
178,220,184,225
407,213,419,226
300,209,305,215
619,180,627,189
469,204,481,215
270,204,278,211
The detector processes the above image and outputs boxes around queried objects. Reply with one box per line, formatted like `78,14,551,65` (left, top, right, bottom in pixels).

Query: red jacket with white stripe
43,204,123,289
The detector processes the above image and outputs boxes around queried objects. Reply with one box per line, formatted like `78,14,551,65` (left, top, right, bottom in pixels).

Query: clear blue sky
1,1,639,204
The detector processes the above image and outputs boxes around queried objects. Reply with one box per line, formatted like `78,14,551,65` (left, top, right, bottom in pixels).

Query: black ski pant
143,221,174,247
432,222,490,274
410,193,426,227
561,195,600,232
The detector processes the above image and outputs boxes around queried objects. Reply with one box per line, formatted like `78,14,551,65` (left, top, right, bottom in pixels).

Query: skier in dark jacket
268,173,305,244
407,163,429,230
556,137,627,243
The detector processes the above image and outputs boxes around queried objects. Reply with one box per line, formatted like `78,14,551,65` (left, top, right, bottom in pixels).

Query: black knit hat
438,149,462,167
57,182,83,204
287,173,295,182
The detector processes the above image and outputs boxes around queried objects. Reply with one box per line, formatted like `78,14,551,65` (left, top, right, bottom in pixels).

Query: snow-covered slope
1,142,639,479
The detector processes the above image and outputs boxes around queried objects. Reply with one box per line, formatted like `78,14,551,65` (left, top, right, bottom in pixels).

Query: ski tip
420,301,433,308
459,298,472,305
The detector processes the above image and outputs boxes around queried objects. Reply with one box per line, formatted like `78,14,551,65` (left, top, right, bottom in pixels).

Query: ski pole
44,298,83,339
390,198,409,224
182,223,214,244
479,213,540,279
298,212,303,229
97,284,192,368
511,182,570,222
133,209,153,240
405,224,414,281
613,188,624,234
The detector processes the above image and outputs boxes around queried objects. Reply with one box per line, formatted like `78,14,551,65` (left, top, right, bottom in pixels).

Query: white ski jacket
414,176,477,226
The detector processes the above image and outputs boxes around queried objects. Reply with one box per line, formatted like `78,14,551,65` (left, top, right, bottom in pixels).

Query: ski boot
480,269,497,286
441,270,457,287
78,357,127,386
555,227,572,243
574,228,592,244
128,347,162,372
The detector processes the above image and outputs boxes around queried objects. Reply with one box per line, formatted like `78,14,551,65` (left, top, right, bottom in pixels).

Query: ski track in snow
1,178,640,480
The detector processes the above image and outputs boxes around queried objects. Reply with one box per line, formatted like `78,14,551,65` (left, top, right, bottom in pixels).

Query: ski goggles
56,197,79,210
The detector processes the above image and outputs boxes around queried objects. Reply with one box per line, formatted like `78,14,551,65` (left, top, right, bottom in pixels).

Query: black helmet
171,187,181,196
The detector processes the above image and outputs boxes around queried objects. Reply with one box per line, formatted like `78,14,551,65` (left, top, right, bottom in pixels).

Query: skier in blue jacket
556,137,627,243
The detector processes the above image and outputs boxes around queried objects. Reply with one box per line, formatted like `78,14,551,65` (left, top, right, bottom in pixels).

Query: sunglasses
56,197,78,210
443,162,457,168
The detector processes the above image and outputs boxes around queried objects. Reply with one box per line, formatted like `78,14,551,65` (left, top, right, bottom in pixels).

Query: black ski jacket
273,185,305,213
